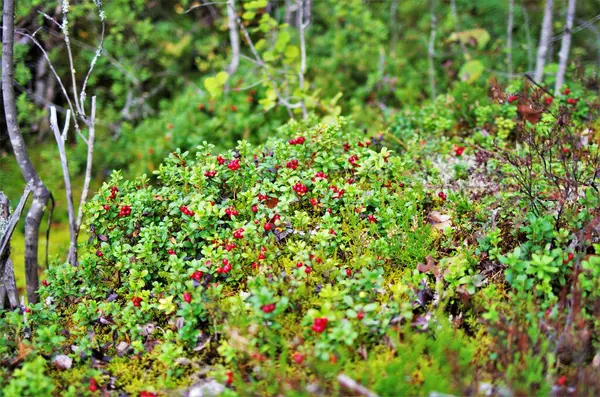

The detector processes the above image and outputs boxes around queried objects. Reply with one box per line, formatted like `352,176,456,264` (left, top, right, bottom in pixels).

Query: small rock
116,341,130,354
53,354,73,370
188,379,226,397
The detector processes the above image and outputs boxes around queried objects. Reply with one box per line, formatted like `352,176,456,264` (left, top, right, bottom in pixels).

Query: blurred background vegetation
1,0,599,290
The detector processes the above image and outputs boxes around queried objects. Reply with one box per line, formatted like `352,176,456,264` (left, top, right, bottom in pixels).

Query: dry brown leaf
429,211,452,231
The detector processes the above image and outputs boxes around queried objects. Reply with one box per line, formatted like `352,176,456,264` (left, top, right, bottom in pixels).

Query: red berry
264,222,273,231
217,155,226,165
311,317,328,333
454,146,465,156
567,98,578,105
190,271,203,281
168,249,176,255
183,292,192,303
24,307,31,313
233,228,245,239
343,142,351,151
231,105,237,112
204,170,217,178
557,375,567,386
357,311,365,320
367,214,377,223
251,262,259,269
103,204,110,211
89,378,98,392
261,303,276,313
345,269,352,276
131,297,142,307
438,192,447,200
304,266,312,274
292,352,305,364
563,252,575,264
139,392,157,397
258,252,266,260
42,280,49,287
296,262,304,268
252,205,258,213
507,95,518,103
96,250,103,257
562,88,570,95
544,96,553,105
348,155,359,168
226,370,233,385
286,159,299,170
562,147,569,154
223,263,232,273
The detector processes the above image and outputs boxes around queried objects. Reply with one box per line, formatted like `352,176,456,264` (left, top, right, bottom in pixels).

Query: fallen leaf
417,255,439,277
428,211,452,231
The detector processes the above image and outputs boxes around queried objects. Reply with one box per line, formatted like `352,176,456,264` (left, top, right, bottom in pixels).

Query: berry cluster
288,136,306,145
179,205,195,216
286,159,299,169
109,186,119,200
119,205,131,217
293,182,309,195
233,228,245,239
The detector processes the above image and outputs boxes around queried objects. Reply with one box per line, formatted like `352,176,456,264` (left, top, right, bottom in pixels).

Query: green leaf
242,11,256,20
459,60,485,83
216,71,229,85
284,45,299,59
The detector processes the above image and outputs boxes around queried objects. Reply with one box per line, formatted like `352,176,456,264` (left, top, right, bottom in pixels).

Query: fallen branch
337,374,380,397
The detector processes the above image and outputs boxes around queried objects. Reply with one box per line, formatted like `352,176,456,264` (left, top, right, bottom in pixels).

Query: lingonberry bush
3,88,600,394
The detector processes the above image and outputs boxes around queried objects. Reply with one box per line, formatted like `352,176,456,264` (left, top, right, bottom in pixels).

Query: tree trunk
507,0,514,79
3,0,51,304
226,0,240,78
521,0,534,72
428,0,437,100
534,0,554,82
554,0,577,94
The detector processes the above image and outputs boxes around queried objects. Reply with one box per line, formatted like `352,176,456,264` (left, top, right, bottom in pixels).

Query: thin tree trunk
507,0,514,80
3,0,51,304
534,0,554,82
555,0,577,94
428,0,437,100
390,0,399,56
521,0,534,72
226,0,240,79
296,0,309,119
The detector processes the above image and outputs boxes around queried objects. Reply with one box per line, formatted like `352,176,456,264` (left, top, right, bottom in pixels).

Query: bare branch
185,1,228,14
230,2,303,114
49,107,77,265
80,1,106,111
0,182,33,263
337,374,380,397
76,96,96,234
